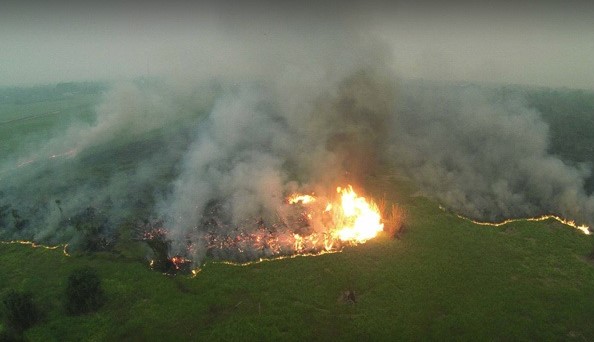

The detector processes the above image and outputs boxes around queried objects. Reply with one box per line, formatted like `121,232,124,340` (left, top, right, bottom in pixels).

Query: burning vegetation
450,209,591,235
134,221,192,274
138,185,390,274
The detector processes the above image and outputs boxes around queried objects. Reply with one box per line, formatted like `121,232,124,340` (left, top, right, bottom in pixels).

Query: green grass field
2,174,594,340
0,93,100,159
2,84,594,340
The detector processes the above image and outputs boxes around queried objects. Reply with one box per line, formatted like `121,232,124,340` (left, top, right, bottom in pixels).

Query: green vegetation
65,268,105,315
491,85,594,192
70,208,112,252
1,289,41,337
0,92,101,159
527,88,594,164
2,82,594,340
0,175,593,340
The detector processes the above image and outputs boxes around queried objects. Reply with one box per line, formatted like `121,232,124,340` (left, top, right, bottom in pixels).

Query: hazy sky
1,2,594,89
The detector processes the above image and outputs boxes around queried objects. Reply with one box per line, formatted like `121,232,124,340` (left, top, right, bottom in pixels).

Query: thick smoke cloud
157,48,396,259
1,17,593,263
0,82,214,246
389,82,594,224
0,27,397,260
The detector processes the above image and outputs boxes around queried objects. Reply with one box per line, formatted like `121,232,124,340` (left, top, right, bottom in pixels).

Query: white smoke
2,13,594,262
156,34,397,258
389,82,594,224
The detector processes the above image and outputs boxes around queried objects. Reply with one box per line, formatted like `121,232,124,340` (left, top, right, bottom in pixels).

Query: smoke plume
389,82,594,225
156,43,396,260
1,18,593,263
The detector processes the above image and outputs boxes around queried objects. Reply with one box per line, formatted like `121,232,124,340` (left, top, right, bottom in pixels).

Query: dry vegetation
378,197,406,239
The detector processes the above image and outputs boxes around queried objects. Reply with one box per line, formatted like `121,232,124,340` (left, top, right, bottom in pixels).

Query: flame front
140,184,385,273
332,186,384,243
0,240,70,256
443,206,591,235
205,185,385,268
289,185,384,246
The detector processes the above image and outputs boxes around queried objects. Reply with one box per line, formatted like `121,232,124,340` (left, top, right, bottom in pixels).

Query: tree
65,268,105,315
2,290,40,333
70,207,113,252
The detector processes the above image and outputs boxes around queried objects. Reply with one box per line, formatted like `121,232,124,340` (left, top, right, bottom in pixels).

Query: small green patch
65,268,105,315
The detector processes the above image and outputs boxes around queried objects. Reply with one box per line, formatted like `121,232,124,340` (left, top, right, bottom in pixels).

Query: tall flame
289,185,384,245
143,184,385,274
332,186,384,243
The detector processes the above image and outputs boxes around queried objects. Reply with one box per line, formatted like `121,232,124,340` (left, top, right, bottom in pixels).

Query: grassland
0,93,100,159
2,83,594,340
1,173,594,340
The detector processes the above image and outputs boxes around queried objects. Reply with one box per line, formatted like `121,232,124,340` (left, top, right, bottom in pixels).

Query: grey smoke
389,82,594,224
0,82,214,246
157,57,396,259
1,24,593,262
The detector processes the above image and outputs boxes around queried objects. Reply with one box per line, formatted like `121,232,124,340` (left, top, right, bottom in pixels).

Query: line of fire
439,205,591,235
4,184,591,277
137,185,387,275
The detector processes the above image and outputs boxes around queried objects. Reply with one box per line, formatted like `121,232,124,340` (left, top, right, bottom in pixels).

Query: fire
208,185,384,268
331,186,384,243
0,240,70,256
170,255,192,270
443,206,591,235
288,194,316,204
139,185,386,275
289,185,384,245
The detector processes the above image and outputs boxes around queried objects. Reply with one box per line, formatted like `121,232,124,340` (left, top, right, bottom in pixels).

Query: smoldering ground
1,20,594,263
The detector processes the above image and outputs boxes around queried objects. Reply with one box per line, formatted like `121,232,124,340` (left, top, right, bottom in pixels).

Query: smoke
156,41,397,259
388,82,594,224
1,16,594,263
0,81,214,246
0,25,397,259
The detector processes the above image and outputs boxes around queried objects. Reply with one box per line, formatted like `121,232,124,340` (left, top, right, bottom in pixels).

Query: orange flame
441,205,591,235
288,194,316,204
332,186,384,243
141,185,386,274
170,255,192,270
288,185,384,245
0,240,70,256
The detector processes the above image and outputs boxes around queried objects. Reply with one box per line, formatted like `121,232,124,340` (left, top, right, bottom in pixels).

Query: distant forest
526,88,594,166
518,87,594,193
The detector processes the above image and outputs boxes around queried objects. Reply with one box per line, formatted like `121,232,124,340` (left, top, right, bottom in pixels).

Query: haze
1,2,594,89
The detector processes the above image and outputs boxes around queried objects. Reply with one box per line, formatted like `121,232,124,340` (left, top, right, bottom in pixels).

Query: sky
1,1,594,89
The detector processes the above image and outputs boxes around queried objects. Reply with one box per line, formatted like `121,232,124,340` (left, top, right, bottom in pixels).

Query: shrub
383,203,407,239
70,207,114,252
2,290,40,333
65,268,105,315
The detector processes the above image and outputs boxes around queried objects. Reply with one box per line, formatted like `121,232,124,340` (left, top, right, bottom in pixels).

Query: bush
2,290,40,333
70,207,114,252
65,268,105,315
383,203,407,239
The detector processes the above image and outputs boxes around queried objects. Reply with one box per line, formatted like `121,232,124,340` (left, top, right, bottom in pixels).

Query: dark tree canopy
65,268,105,315
2,290,40,333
